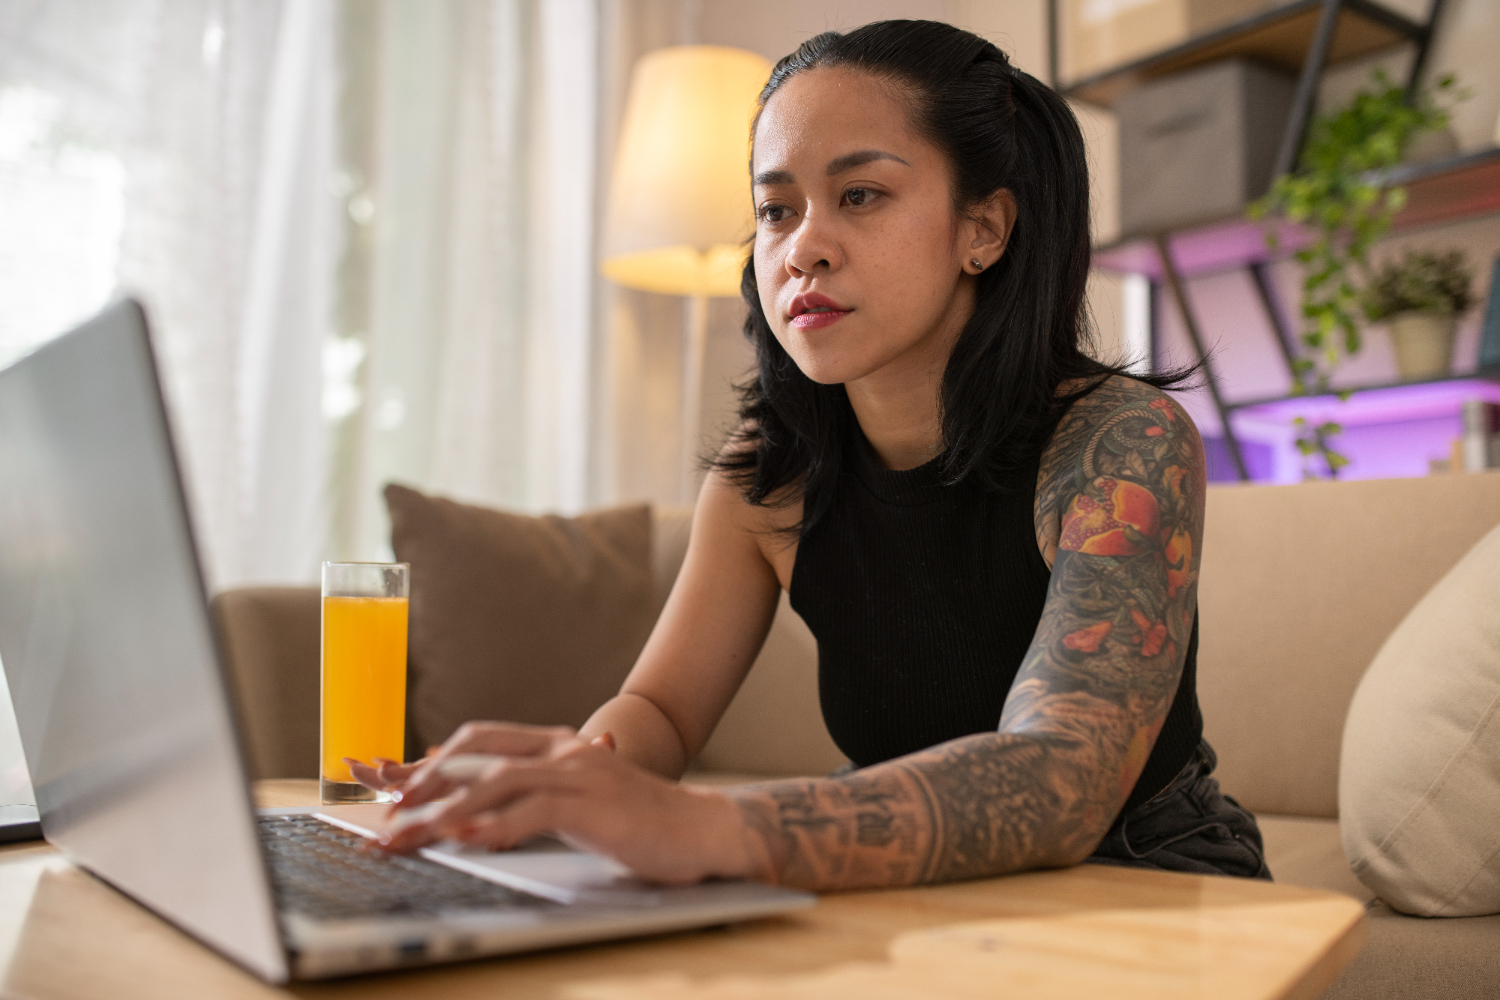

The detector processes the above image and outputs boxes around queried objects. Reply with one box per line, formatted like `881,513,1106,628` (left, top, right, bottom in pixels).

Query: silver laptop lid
0,300,287,982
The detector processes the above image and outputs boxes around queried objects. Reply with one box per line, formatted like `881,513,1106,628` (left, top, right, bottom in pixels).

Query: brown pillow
384,484,655,753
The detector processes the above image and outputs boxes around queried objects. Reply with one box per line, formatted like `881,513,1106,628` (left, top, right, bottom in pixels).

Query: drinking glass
321,562,409,804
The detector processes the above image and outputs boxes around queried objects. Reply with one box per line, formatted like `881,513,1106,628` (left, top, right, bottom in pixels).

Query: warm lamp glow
600,244,747,298
600,45,772,298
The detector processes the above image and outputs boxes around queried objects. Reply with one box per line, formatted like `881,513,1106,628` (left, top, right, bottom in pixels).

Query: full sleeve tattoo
728,378,1206,890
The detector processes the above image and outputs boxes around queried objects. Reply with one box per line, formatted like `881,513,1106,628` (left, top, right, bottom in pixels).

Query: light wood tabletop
0,780,1363,1000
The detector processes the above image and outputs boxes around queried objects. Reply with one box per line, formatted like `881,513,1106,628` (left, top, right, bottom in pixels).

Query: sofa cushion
210,587,321,780
1255,814,1373,903
385,484,656,752
648,506,847,778
1196,472,1500,818
696,590,848,777
1322,902,1500,1000
1340,520,1500,917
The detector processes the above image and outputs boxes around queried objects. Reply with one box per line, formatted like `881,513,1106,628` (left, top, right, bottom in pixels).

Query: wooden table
0,780,1363,1000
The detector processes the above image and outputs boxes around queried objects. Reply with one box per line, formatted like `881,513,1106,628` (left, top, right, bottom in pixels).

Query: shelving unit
1230,367,1500,419
1057,0,1428,110
1048,0,1495,481
1092,146,1500,279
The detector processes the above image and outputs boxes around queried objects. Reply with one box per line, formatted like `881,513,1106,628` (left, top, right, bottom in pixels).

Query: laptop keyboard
259,815,555,921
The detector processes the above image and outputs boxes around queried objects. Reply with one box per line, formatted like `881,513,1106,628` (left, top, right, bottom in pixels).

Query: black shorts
1087,738,1271,880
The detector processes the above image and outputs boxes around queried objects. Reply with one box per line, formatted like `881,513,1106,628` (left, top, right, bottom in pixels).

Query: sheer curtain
328,0,607,562
1,0,336,591
326,0,703,556
2,0,672,573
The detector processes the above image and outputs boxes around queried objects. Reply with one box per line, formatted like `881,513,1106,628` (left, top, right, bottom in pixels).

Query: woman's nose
785,213,841,276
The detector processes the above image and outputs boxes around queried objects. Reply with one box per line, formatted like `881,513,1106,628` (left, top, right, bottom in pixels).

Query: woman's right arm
575,468,791,779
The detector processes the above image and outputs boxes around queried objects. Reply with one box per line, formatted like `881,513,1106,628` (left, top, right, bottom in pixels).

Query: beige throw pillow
1340,519,1500,917
385,484,656,752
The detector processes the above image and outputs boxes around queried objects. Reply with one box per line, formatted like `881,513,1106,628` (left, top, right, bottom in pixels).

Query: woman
352,19,1268,889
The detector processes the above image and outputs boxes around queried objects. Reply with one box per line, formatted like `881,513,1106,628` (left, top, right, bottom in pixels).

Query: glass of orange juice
321,562,409,804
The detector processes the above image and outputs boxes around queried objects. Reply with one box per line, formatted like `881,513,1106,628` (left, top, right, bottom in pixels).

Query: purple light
1231,378,1500,483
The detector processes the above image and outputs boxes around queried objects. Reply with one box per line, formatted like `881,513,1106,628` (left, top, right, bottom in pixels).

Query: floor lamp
599,45,772,502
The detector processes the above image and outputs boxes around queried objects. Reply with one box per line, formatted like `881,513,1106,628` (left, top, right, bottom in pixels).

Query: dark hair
714,20,1189,531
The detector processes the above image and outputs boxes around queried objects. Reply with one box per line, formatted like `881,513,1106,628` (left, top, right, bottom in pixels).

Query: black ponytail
714,20,1191,532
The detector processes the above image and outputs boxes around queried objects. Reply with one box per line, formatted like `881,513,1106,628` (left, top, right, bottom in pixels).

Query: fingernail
390,789,404,803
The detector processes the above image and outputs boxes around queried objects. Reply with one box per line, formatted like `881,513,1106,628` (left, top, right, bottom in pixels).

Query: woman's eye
843,187,874,207
758,204,790,224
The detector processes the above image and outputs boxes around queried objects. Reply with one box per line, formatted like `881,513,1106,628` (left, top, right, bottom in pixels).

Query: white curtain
0,0,336,591
328,0,625,561
1,0,652,576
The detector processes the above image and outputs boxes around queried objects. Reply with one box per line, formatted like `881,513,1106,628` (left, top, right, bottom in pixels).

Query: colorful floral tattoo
730,376,1206,891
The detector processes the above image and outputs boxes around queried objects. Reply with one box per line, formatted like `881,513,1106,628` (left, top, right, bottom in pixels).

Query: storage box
1063,0,1280,82
1116,58,1296,236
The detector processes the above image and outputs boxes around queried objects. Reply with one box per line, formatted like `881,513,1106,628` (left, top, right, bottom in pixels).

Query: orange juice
321,595,408,783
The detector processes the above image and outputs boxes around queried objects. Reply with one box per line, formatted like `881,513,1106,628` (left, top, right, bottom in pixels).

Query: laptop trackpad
315,805,660,906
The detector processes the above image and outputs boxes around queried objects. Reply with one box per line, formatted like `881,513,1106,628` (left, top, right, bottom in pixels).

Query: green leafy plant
1248,70,1464,477
1362,248,1473,321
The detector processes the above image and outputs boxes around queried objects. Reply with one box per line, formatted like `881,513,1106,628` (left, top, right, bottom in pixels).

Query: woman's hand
345,731,615,794
346,755,423,792
355,721,758,886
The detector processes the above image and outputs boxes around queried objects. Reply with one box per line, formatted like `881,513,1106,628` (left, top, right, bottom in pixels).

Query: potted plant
1363,249,1474,379
1249,70,1463,475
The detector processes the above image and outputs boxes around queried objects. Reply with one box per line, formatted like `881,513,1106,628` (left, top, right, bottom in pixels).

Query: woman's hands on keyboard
344,722,756,886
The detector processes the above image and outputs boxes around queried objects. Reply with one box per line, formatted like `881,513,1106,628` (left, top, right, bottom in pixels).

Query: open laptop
0,299,812,982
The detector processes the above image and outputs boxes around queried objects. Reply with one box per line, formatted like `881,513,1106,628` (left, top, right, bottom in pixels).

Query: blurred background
5,0,1496,595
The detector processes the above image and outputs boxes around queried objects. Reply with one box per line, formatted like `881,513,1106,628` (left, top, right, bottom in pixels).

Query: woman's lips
788,293,853,330
791,307,851,330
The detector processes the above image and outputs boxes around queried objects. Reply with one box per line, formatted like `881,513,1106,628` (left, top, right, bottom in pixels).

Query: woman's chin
779,341,884,386
791,359,871,386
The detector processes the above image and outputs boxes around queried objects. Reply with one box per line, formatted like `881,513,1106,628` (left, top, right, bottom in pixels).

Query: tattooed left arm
727,378,1206,889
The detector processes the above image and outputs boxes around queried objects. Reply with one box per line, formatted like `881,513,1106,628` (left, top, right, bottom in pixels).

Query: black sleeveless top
790,419,1203,815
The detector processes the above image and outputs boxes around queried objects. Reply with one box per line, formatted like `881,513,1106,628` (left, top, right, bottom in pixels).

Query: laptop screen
0,300,287,982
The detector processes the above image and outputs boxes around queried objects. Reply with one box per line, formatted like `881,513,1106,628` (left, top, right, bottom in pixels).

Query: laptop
0,299,812,982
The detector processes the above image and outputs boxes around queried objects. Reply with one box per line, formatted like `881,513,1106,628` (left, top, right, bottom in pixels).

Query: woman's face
751,67,990,387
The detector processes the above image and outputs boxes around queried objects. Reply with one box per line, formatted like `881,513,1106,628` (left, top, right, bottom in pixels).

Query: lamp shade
600,45,772,298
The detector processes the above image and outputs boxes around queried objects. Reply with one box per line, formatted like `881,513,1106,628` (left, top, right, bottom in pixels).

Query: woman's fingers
432,753,504,782
345,756,406,790
448,791,567,852
430,757,593,829
379,758,594,852
392,724,587,808
435,721,575,759
345,756,427,792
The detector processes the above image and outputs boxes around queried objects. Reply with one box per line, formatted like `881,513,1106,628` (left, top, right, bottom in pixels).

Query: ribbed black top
790,420,1202,815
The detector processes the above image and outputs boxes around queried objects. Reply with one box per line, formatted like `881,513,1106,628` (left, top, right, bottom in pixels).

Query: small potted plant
1362,249,1474,379
1249,70,1464,476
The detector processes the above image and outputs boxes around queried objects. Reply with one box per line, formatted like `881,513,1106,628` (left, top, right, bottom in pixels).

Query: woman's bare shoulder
697,445,802,590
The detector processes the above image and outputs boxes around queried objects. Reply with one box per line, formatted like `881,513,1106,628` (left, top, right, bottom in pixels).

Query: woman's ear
963,189,1017,274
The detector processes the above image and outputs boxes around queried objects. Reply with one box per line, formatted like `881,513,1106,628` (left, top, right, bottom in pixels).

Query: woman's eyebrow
825,149,909,174
753,168,795,186
753,150,910,187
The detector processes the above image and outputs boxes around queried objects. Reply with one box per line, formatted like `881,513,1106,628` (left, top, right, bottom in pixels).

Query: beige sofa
214,472,1500,999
